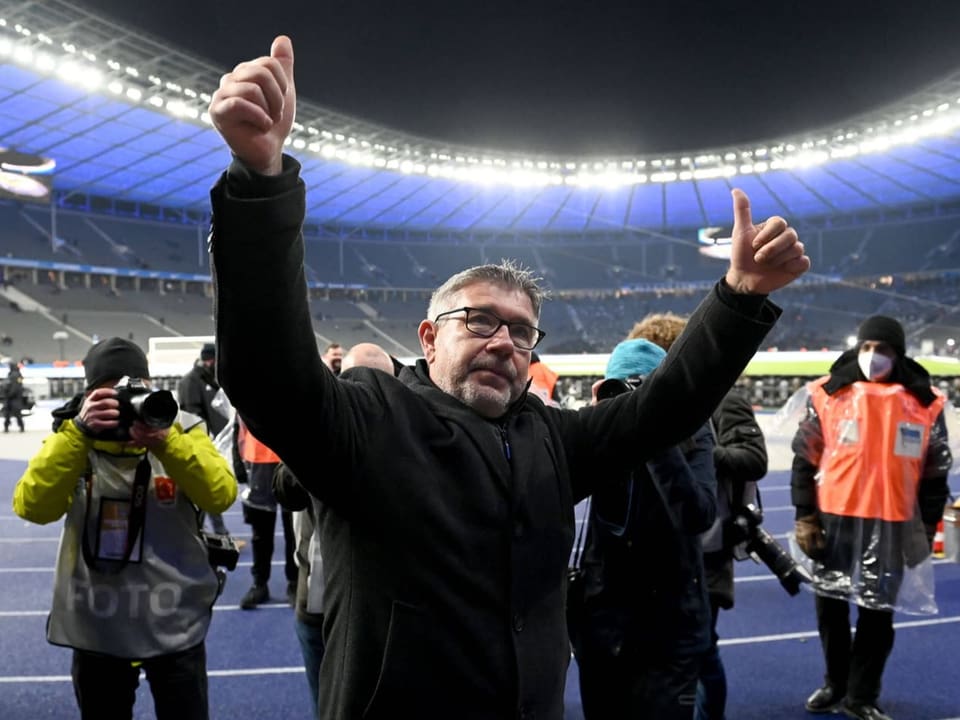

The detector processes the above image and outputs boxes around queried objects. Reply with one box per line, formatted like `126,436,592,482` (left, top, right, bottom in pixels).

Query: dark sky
74,0,960,156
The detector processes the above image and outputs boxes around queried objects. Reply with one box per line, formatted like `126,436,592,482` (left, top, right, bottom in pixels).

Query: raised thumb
730,188,752,233
271,35,295,85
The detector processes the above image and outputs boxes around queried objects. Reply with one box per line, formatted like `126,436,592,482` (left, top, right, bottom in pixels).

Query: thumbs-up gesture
209,35,296,176
724,189,810,295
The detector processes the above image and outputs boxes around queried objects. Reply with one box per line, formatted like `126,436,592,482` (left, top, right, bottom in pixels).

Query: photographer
625,313,772,720
11,337,237,720
572,338,717,720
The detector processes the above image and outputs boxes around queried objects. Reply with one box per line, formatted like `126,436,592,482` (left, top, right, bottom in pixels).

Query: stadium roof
4,0,960,237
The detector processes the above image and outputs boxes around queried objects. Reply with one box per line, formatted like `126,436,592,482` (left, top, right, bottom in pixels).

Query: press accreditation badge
837,419,860,445
96,498,143,562
894,422,925,459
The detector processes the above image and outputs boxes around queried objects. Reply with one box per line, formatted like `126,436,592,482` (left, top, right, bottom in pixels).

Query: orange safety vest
809,376,945,521
237,420,281,464
529,361,559,403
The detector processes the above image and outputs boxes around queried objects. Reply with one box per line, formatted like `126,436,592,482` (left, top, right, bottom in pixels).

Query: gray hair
427,259,547,321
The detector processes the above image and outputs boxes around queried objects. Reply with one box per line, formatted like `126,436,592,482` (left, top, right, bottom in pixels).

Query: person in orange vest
791,315,952,720
235,417,297,609
528,351,561,407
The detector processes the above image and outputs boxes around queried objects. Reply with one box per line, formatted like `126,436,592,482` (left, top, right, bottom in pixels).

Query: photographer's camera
82,376,179,442
729,504,813,596
202,531,241,571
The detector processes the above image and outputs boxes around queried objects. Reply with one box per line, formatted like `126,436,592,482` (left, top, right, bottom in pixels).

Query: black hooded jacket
210,156,782,720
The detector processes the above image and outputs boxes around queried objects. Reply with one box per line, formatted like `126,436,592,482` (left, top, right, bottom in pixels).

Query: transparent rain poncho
768,381,956,615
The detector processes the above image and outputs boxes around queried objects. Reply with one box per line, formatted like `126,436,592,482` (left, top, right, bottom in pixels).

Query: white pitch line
719,614,960,647
0,666,306,683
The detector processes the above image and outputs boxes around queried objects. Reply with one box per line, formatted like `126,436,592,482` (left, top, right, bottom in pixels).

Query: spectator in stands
627,312,769,720
572,338,717,719
235,417,297,609
321,342,343,376
792,315,951,720
206,34,808,717
273,341,397,718
2,360,26,432
12,337,236,720
177,343,236,540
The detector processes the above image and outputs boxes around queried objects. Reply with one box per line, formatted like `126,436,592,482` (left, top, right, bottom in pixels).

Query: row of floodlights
3,18,960,188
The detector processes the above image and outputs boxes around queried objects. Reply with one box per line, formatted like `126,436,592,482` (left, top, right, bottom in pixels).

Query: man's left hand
725,188,811,295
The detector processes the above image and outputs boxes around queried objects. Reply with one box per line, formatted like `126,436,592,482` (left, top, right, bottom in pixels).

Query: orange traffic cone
933,519,945,559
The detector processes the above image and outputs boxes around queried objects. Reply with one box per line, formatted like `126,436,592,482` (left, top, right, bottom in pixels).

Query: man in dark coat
2,361,26,432
177,343,233,537
624,313,770,720
206,35,810,720
573,338,718,719
177,343,228,437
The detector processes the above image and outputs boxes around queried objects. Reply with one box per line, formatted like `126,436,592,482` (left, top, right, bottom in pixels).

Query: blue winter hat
604,338,666,379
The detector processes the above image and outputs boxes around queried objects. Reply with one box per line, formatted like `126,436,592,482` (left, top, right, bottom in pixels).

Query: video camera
94,376,179,442
728,503,813,596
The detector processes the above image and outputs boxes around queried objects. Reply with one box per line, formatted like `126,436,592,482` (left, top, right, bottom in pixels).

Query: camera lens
131,390,179,429
747,526,814,596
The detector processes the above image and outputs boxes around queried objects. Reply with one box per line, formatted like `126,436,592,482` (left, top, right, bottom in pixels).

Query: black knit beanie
83,337,150,390
200,343,216,361
856,315,906,357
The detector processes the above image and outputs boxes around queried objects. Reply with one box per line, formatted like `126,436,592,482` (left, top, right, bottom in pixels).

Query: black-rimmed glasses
434,306,546,350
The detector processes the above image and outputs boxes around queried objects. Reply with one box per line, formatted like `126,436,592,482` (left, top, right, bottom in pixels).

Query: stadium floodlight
35,51,55,71
650,171,678,183
7,3,960,194
56,59,102,90
782,150,828,169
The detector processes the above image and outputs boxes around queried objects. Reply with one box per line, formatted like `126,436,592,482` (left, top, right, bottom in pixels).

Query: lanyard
80,456,151,574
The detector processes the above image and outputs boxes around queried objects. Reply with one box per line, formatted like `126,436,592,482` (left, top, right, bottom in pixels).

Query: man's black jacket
210,156,782,720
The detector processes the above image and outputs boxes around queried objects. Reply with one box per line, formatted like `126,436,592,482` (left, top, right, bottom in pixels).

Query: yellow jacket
13,413,236,525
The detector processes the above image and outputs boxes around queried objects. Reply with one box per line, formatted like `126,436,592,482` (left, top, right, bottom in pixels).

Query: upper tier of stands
2,200,960,364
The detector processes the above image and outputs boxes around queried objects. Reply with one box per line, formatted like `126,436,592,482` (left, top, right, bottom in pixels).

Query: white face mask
858,349,894,381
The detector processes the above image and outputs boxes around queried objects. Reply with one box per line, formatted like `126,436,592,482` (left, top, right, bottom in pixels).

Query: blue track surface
2,457,958,719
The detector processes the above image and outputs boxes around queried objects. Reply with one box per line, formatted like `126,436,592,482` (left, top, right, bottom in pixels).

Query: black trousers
815,594,895,705
71,642,208,720
577,636,701,720
243,504,297,587
3,405,23,431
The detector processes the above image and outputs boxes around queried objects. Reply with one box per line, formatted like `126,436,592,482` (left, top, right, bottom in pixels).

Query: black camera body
595,374,644,402
202,531,240,571
98,376,179,441
728,504,813,596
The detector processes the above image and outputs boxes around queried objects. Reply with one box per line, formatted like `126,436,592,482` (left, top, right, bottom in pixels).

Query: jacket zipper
498,424,512,461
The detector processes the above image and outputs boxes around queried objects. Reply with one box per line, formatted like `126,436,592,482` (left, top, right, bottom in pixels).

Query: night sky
72,0,960,156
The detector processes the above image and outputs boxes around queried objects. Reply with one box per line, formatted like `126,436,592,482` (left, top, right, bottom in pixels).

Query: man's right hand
795,512,826,560
75,387,121,437
209,35,296,176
